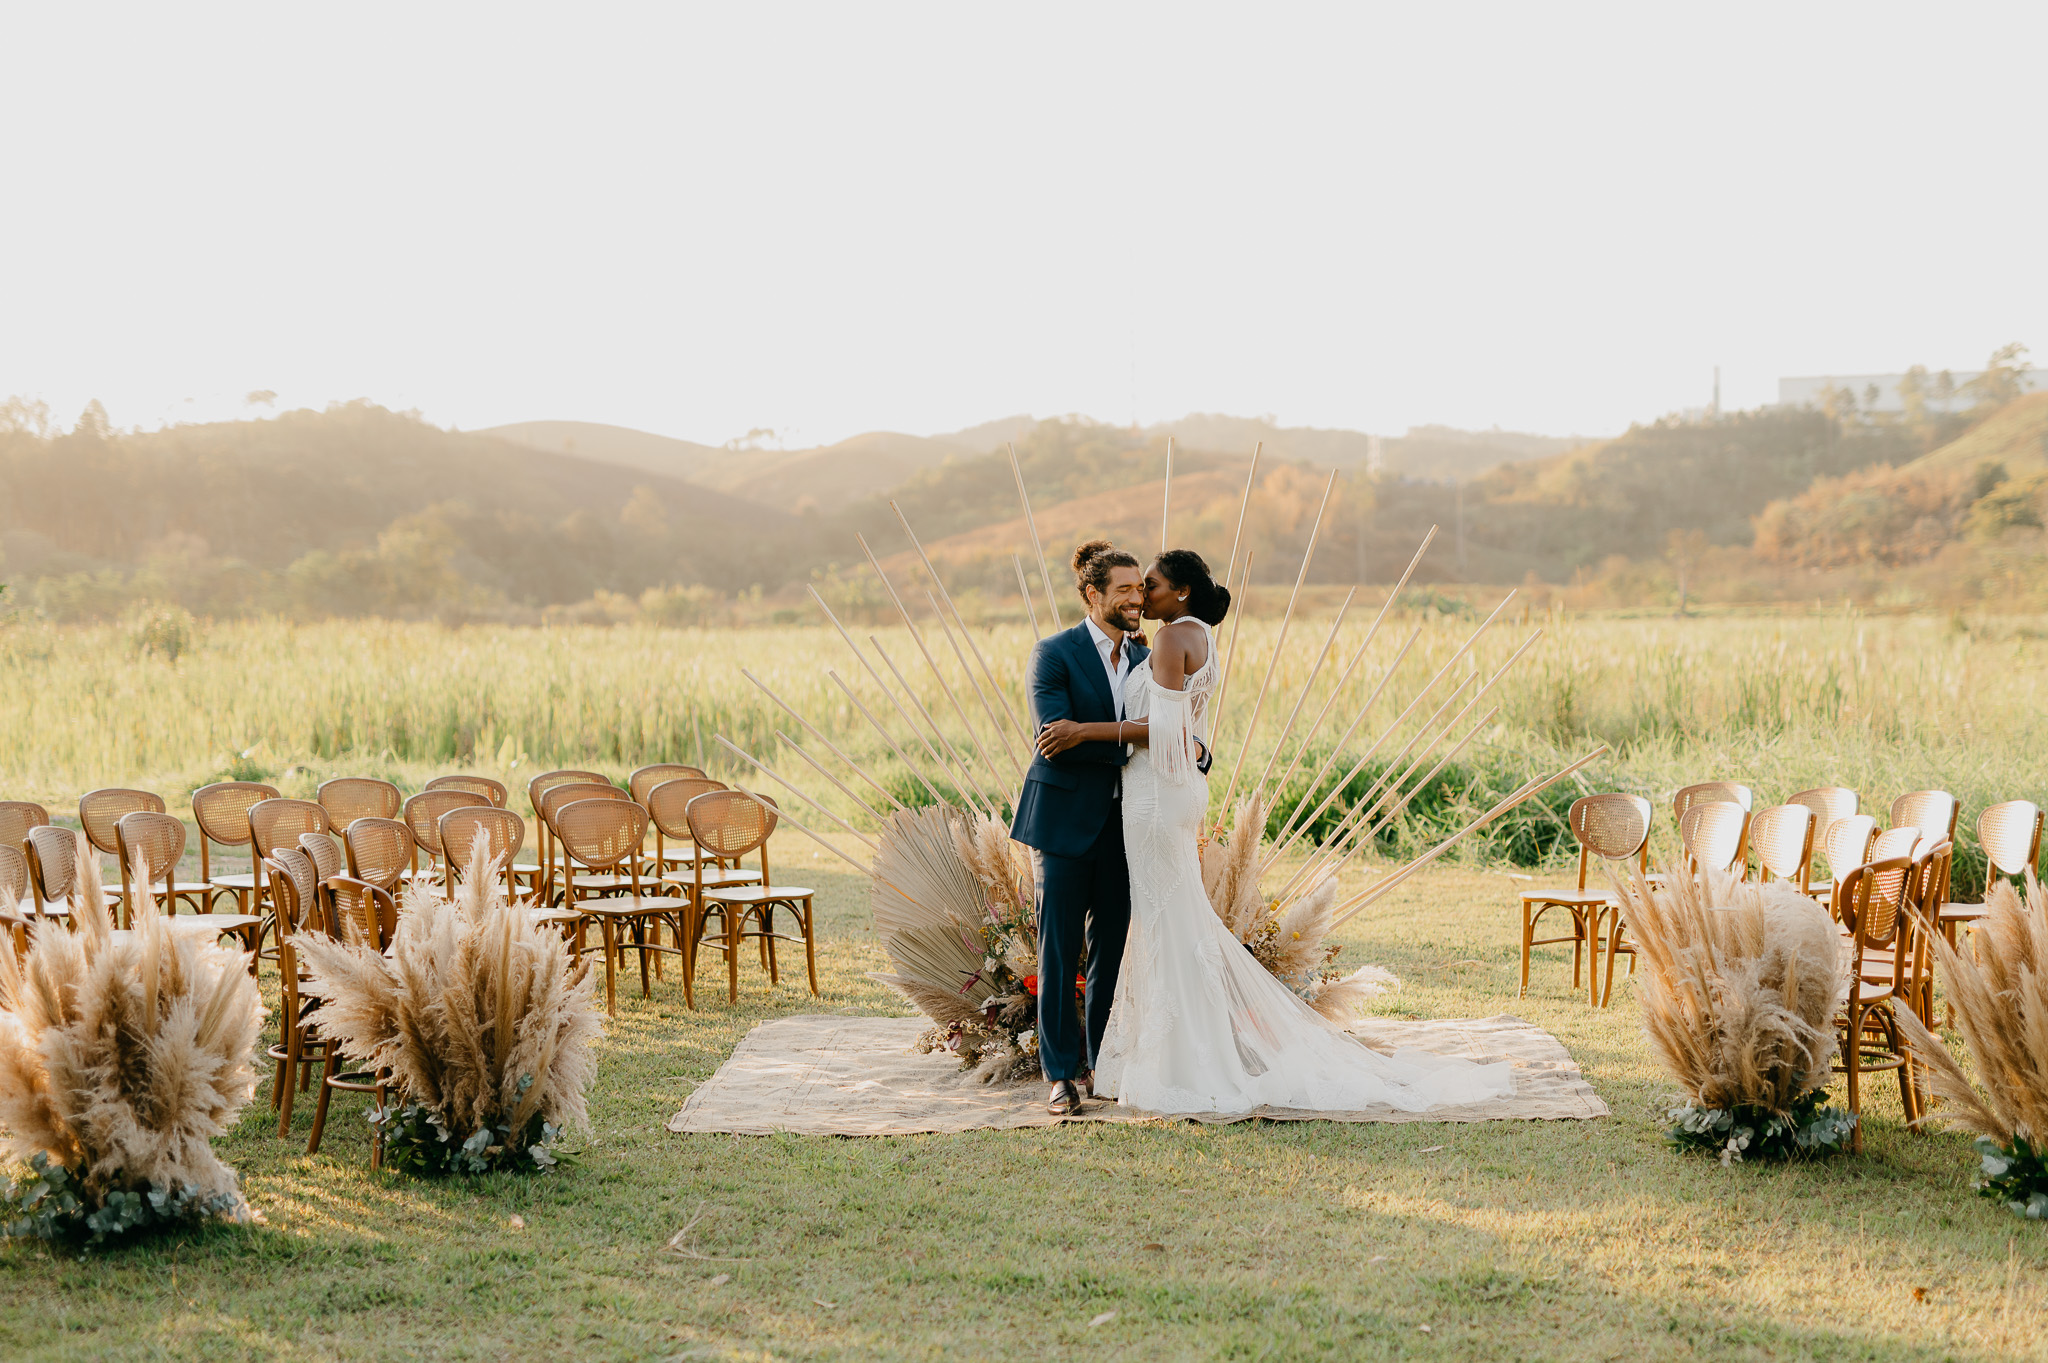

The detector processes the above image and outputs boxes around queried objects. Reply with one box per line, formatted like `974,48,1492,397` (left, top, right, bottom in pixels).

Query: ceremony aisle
2,843,2038,1361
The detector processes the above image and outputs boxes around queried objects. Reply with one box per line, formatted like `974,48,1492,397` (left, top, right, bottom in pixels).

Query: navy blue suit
1010,622,1146,1082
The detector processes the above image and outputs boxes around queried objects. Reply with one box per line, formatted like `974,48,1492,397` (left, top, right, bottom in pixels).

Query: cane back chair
1890,790,1959,845
0,844,30,953
1785,787,1857,879
686,790,818,1005
306,876,400,1166
115,811,262,963
629,764,711,866
1834,855,1922,1152
1749,804,1817,893
538,781,636,902
80,788,202,919
0,801,51,854
1808,813,1878,911
1679,801,1750,877
1519,794,1650,1003
1939,800,2043,945
403,789,480,884
342,818,415,896
248,796,331,922
191,781,279,918
424,773,509,807
24,826,91,921
263,847,331,1137
316,777,403,835
526,770,611,898
554,797,693,1015
645,775,728,873
438,806,527,898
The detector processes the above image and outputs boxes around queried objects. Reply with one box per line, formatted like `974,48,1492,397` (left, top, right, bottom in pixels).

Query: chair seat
1847,980,1901,1005
576,894,693,918
1519,888,1611,907
526,908,583,929
210,872,259,891
667,869,765,891
1938,901,1988,922
701,884,816,906
133,880,214,897
183,913,264,934
658,846,717,865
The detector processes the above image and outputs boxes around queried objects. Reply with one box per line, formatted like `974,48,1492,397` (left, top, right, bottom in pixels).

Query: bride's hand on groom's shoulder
1036,719,1084,759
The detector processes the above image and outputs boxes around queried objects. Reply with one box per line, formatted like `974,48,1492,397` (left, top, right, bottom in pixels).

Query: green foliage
1973,1135,2048,1219
1264,753,1580,867
1,1153,245,1248
369,1088,567,1180
1665,1090,1856,1164
125,601,197,660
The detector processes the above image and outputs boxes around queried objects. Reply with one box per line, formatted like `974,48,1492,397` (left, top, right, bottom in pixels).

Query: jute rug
666,1013,1608,1136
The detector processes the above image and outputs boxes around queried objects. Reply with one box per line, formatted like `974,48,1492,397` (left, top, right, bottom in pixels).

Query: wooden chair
424,774,508,807
1890,790,1959,845
1938,800,2043,945
342,817,415,896
402,789,483,885
1679,802,1750,876
306,876,400,1166
298,832,343,933
685,790,818,1005
248,797,332,933
24,826,88,921
1807,813,1877,910
80,788,202,920
629,764,707,806
1834,855,1922,1152
115,811,262,964
1748,804,1816,893
1785,787,1856,881
262,847,332,1137
191,780,279,921
0,844,30,954
554,798,693,1016
538,781,635,903
646,776,728,874
527,770,612,902
317,777,404,832
1519,793,1649,1003
1673,782,1754,867
0,801,51,852
438,806,527,899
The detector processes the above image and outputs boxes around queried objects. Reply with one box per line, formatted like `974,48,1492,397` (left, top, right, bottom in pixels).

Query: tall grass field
4,604,2043,891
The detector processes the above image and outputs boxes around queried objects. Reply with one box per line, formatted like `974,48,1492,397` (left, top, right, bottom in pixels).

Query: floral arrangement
0,842,264,1245
295,842,602,1175
1608,866,1855,1162
1894,873,2048,1217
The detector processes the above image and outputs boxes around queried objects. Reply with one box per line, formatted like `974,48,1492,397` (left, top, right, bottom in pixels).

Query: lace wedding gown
1094,619,1515,1115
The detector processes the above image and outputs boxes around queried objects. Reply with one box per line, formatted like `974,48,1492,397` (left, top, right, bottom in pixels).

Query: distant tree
0,396,52,438
1962,341,2032,412
73,400,112,441
245,390,277,408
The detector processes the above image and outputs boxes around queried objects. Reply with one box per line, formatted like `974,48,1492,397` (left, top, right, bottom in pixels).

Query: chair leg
802,898,819,998
675,911,696,1011
601,919,618,1016
1844,1006,1864,1155
762,907,779,984
306,1049,341,1155
369,1081,386,1172
636,919,652,999
727,901,741,1004
1519,903,1534,998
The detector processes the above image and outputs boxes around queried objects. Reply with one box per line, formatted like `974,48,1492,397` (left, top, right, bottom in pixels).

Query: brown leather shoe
1047,1079,1082,1116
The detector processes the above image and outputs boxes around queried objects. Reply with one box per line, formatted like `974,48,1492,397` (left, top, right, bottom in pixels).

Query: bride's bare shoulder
1154,618,1209,672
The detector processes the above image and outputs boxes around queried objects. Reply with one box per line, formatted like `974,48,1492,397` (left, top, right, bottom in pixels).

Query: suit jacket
1009,622,1147,860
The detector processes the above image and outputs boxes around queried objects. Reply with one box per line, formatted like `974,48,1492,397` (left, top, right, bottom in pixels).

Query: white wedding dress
1094,618,1515,1115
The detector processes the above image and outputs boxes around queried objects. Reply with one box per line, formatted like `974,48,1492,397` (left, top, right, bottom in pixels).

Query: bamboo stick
1009,441,1062,628
741,666,904,812
774,729,887,823
714,735,881,853
926,590,1027,780
1328,746,1609,927
1202,551,1252,827
725,776,872,875
869,637,1000,818
1332,705,1499,876
891,500,1033,750
1262,591,1516,864
1014,555,1043,639
826,669,948,808
1246,586,1356,805
858,533,1011,798
1220,442,1262,594
1245,621,1421,836
1254,528,1437,817
1213,468,1340,825
809,586,961,797
1161,435,1174,552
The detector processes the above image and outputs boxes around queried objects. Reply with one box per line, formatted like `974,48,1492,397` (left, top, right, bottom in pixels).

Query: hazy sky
5,5,2044,447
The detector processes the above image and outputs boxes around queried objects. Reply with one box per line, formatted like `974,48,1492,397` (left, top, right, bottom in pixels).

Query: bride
1035,548,1514,1116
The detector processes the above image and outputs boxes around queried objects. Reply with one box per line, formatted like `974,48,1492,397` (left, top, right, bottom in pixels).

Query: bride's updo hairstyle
1154,549,1231,626
1071,538,1140,605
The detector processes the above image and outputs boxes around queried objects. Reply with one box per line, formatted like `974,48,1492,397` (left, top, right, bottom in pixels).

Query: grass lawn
3,844,2043,1361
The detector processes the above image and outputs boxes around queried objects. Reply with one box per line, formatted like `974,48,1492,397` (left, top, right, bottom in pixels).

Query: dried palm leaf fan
295,840,603,1175
1607,866,1854,1163
0,837,264,1243
713,448,1603,1057
1893,874,2048,1216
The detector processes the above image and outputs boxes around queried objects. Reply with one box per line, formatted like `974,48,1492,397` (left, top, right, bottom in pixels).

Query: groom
1011,542,1205,1116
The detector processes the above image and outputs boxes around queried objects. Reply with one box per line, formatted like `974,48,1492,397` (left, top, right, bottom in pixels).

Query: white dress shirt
1084,616,1131,722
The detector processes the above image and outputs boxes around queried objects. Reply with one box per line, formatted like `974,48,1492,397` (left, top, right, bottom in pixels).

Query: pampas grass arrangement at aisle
0,839,264,1244
295,843,603,1175
1608,867,1855,1163
1894,875,2048,1217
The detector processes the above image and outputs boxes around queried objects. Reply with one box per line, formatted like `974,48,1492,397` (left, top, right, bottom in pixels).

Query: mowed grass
2,840,2042,1362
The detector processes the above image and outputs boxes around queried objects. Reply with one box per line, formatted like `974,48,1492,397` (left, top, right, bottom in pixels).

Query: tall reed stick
1327,746,1609,927
1213,467,1340,823
1009,441,1062,629
869,637,1000,818
1262,590,1516,866
858,533,1012,798
809,587,965,800
742,667,904,812
725,776,872,874
891,500,1032,750
714,735,881,853
1254,528,1437,816
774,729,887,822
1220,443,1262,594
1247,586,1356,805
1013,555,1043,639
826,669,949,807
925,591,1027,780
1205,552,1254,761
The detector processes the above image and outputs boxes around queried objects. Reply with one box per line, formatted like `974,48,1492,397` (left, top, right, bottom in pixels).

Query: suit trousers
1035,810,1130,1082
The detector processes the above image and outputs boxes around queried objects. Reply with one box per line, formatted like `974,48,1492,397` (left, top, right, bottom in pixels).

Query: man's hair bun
1070,539,1140,605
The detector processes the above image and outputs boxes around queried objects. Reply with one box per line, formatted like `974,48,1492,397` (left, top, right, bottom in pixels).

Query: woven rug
666,1013,1608,1135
